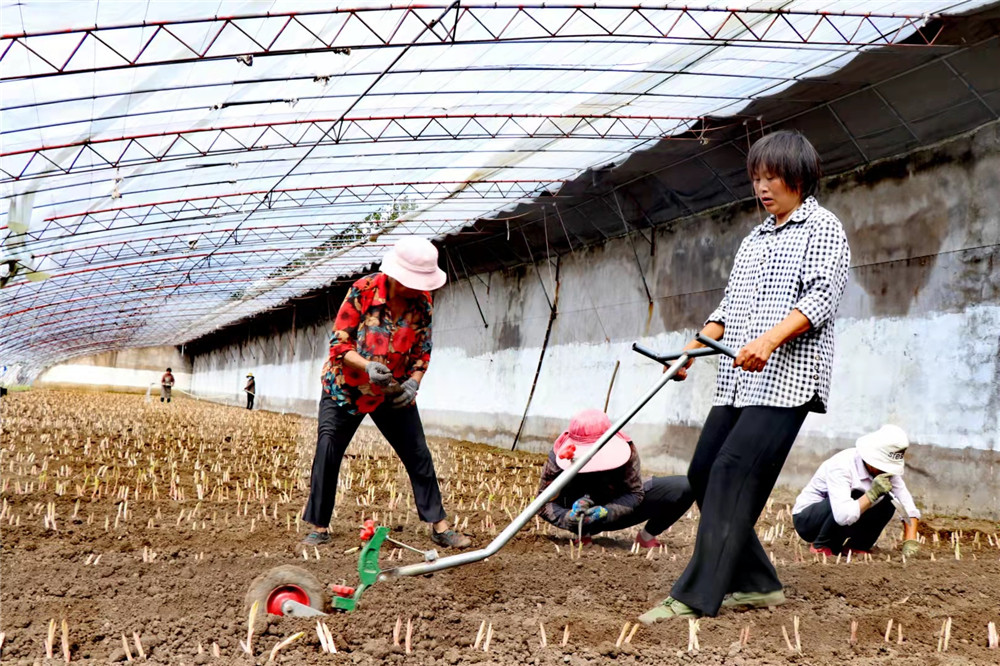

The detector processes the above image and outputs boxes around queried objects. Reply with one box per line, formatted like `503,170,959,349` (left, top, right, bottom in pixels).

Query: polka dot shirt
707,196,850,412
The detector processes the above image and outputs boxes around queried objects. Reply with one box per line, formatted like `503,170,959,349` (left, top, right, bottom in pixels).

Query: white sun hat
856,424,909,476
380,236,447,291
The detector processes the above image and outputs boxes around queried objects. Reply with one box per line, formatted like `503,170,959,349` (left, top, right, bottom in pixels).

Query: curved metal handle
695,333,738,359
632,333,738,366
632,342,719,365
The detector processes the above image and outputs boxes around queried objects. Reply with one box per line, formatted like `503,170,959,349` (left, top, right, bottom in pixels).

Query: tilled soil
1,390,998,665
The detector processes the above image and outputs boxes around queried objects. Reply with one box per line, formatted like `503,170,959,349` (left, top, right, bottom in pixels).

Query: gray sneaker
430,529,471,549
301,531,331,547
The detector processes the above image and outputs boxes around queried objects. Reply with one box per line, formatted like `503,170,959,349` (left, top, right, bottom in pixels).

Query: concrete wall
37,346,193,394
190,120,1000,518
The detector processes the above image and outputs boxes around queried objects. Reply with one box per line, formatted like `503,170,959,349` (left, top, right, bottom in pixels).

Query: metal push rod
380,335,737,580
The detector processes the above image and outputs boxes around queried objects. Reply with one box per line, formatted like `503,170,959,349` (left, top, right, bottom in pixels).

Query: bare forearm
342,350,369,372
410,370,425,385
670,322,725,379
687,321,725,349
763,309,812,349
857,494,873,514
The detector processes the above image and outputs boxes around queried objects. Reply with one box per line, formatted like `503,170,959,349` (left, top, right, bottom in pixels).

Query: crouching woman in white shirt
792,425,921,558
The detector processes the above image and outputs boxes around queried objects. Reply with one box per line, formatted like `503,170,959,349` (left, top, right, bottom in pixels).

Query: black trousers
793,490,895,554
302,393,447,528
671,404,810,617
246,393,254,410
583,476,694,537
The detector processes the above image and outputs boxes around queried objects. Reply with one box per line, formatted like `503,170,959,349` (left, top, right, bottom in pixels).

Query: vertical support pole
446,248,488,329
603,360,620,413
512,256,560,451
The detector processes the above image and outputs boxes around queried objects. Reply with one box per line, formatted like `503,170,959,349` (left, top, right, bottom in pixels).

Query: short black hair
746,130,821,198
166,367,172,372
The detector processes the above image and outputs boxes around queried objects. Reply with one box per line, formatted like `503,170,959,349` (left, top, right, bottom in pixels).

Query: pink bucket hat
554,409,631,473
380,236,447,291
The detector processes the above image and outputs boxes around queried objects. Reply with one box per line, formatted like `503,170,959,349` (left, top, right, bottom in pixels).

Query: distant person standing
244,373,255,410
160,368,175,403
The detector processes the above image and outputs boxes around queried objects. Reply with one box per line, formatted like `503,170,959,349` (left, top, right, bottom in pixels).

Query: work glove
865,473,893,503
582,506,608,525
391,378,419,408
901,539,920,558
365,361,393,387
566,496,594,526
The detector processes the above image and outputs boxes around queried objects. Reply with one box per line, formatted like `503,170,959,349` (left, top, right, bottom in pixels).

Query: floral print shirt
321,273,433,414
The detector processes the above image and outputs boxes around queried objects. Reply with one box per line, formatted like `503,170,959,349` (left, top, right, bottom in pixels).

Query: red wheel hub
266,585,311,616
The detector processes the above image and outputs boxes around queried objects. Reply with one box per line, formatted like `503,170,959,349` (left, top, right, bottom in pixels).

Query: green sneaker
721,589,786,609
638,597,700,625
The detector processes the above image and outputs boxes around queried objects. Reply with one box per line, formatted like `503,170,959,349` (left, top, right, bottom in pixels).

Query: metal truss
16,180,564,241
1,258,379,356
6,245,388,302
29,218,487,270
1,4,946,81
4,281,334,346
1,114,729,182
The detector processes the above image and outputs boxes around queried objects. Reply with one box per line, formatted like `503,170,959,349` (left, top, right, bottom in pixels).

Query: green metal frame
331,526,390,611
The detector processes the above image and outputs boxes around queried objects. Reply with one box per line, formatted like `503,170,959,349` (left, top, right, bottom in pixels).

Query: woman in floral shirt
301,236,471,549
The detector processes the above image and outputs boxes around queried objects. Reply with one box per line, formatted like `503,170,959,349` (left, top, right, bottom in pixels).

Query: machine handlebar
631,333,738,366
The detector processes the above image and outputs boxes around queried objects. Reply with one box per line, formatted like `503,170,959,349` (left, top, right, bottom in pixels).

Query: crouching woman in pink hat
302,236,471,550
536,409,694,548
791,424,921,558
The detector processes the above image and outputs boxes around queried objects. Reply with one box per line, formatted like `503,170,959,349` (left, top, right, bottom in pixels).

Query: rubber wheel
245,565,325,619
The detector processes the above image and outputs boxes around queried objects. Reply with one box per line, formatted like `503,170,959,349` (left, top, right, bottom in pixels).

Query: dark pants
671,404,810,617
584,476,693,537
246,393,254,410
793,490,895,554
302,393,447,528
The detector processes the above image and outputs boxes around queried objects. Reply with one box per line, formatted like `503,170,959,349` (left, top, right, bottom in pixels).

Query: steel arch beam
21,215,496,258
4,277,301,317
2,245,385,299
0,113,733,183
0,5,947,82
11,179,565,240
1,248,385,313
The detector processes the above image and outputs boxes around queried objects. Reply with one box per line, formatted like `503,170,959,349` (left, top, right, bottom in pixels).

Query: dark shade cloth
670,403,810,617
303,392,446,528
793,489,896,554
